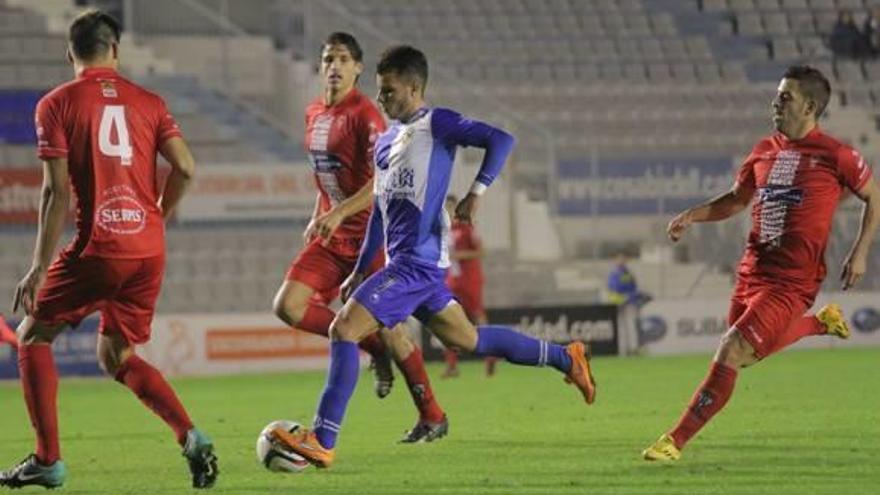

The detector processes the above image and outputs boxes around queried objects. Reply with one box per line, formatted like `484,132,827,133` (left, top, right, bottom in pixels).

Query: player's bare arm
13,158,69,314
842,178,880,290
158,136,195,220
667,183,752,242
311,178,375,243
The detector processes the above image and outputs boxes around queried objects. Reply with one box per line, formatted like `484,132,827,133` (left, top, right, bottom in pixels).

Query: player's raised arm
158,136,195,220
13,158,70,314
431,108,515,223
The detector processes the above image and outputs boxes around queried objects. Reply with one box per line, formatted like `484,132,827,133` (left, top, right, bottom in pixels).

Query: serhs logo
100,80,117,98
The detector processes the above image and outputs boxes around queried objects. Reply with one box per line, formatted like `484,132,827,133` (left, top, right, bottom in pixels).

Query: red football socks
18,344,60,464
114,355,194,445
358,332,386,357
443,349,458,371
766,316,824,356
0,315,18,349
670,361,738,449
396,349,445,423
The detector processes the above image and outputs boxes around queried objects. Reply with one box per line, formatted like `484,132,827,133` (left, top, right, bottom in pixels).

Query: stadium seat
807,0,835,8
788,11,817,36
772,37,801,59
651,13,679,35
736,12,765,36
702,0,728,12
780,0,810,8
835,60,865,82
798,35,829,56
763,12,791,35
647,63,673,81
728,0,756,12
835,0,864,10
863,60,880,80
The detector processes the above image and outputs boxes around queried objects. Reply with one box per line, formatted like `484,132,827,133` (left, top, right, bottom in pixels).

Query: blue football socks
474,325,571,373
314,341,360,449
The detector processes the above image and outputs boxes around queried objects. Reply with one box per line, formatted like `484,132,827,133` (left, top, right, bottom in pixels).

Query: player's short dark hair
377,45,428,93
68,9,121,61
322,32,362,62
783,65,831,118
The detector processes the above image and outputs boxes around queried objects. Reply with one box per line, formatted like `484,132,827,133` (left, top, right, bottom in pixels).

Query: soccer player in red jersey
0,11,217,489
643,65,879,461
0,314,17,349
271,32,448,442
441,195,497,378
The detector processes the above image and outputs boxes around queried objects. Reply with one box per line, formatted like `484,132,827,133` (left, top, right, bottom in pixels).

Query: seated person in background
606,253,651,308
830,9,868,59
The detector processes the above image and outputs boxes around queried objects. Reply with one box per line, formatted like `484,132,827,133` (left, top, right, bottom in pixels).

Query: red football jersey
304,88,386,257
35,67,181,259
735,127,872,293
447,221,484,293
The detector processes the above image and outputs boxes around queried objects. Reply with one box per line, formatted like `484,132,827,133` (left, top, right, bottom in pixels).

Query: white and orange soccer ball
255,420,311,473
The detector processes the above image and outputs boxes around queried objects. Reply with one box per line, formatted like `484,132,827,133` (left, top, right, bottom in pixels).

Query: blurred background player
643,65,880,461
270,45,596,469
270,32,447,443
0,315,17,350
0,10,217,489
441,194,497,378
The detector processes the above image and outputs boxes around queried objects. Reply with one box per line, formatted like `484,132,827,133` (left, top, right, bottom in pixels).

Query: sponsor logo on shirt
379,166,416,201
100,80,117,98
757,185,803,205
758,150,801,246
95,185,147,234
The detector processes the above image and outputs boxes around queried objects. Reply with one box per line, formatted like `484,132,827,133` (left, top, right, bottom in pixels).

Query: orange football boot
563,341,597,405
270,427,335,469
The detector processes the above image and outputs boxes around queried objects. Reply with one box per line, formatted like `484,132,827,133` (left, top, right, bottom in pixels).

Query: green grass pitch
1,347,878,494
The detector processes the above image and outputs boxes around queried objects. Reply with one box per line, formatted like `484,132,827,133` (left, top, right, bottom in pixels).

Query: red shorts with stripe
33,254,165,345
285,240,385,305
728,277,815,359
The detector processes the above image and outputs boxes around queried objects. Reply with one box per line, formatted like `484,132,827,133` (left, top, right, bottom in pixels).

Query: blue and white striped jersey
356,107,515,271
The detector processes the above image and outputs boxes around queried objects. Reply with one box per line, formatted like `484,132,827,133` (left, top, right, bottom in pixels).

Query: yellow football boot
642,433,682,461
816,303,850,339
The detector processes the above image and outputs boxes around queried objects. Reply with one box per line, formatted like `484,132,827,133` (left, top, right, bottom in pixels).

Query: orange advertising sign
205,327,328,360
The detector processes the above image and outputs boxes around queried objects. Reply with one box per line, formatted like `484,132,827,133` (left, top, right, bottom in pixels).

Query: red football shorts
450,285,485,322
728,278,814,359
285,240,385,304
33,254,165,345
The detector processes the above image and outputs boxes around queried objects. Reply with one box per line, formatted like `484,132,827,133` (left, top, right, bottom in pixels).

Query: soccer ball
256,420,310,473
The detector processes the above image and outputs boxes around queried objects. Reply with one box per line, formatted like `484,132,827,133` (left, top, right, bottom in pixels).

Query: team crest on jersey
398,127,416,147
100,80,117,98
95,185,147,235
